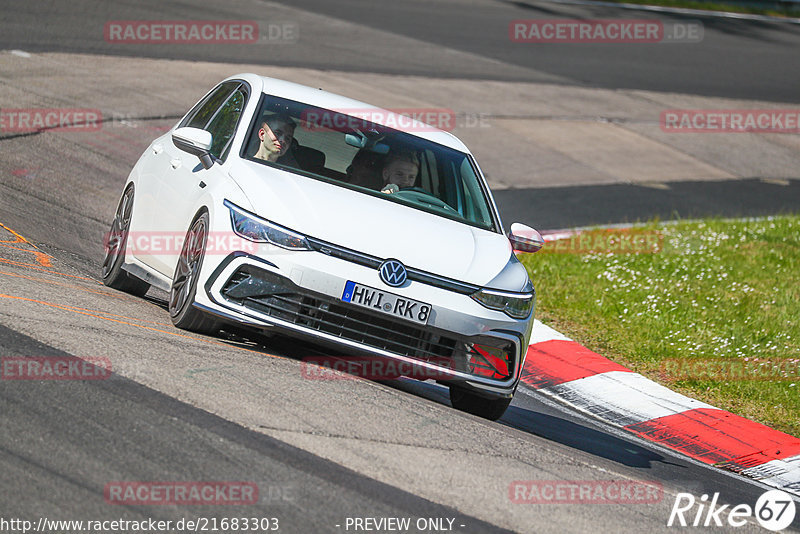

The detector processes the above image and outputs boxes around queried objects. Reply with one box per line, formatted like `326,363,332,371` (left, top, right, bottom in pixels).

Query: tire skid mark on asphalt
82,138,141,162
0,293,286,360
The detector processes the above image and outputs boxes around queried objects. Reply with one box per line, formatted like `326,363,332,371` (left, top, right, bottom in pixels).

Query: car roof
225,73,470,153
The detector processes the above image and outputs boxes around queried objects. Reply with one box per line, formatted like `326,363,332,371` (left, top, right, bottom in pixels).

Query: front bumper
199,251,532,398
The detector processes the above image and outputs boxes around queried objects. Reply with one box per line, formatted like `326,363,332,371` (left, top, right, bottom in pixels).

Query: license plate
341,281,431,325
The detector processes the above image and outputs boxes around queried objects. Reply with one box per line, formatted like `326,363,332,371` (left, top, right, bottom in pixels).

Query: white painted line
539,215,787,236
529,319,572,344
742,455,800,494
10,50,32,58
526,312,800,496
518,385,800,501
539,370,717,427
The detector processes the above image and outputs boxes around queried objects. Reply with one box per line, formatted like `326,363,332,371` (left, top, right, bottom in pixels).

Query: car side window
459,157,492,227
206,88,245,160
419,149,440,195
183,82,238,129
179,81,248,162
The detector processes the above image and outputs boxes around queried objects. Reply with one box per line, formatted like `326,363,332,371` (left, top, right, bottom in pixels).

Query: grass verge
518,215,800,437
596,0,800,18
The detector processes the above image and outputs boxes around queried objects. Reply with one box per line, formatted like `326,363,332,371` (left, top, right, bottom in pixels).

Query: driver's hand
381,184,399,194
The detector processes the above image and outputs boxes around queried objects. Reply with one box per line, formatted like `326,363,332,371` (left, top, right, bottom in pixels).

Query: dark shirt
277,148,299,168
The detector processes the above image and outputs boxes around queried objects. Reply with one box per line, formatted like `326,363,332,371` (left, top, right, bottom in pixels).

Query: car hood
228,160,518,288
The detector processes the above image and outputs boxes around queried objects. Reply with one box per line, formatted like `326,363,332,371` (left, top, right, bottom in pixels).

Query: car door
146,81,248,276
131,82,238,270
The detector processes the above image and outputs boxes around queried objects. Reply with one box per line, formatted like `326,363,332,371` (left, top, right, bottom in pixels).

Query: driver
380,150,419,194
254,112,298,166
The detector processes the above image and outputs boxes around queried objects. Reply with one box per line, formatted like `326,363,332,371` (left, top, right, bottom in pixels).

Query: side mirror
508,222,544,253
172,127,214,170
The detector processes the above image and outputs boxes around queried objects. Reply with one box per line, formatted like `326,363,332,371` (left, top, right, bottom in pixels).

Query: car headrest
295,144,326,173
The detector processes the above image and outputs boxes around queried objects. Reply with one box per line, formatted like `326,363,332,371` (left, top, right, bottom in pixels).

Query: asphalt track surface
1,1,799,533
494,178,800,230
0,326,511,533
2,0,800,102
3,0,799,229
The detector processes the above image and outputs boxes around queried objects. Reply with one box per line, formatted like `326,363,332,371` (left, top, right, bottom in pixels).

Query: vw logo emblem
379,259,407,287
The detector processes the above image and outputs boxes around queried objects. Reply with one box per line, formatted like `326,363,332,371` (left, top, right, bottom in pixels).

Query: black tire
449,386,512,421
169,211,220,335
101,185,151,297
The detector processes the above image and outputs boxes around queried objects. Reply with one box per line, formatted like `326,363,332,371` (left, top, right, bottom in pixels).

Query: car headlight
471,289,534,319
224,200,311,250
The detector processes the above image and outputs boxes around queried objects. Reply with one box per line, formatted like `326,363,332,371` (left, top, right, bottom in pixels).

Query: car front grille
219,265,515,381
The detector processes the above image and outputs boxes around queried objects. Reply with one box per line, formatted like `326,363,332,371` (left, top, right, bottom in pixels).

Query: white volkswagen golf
102,74,543,419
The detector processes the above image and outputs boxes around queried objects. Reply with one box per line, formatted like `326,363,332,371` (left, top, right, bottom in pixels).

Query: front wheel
449,386,512,421
169,212,220,335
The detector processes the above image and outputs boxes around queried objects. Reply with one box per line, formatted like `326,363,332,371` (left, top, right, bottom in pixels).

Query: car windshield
242,94,498,232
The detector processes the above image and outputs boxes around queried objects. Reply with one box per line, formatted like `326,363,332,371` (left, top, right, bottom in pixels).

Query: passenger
346,149,384,190
254,112,298,166
379,150,419,194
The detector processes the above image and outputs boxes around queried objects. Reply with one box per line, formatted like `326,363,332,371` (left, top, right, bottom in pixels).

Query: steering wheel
393,187,457,213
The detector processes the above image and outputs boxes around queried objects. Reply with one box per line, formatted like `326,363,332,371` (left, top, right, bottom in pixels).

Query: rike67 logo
668,489,796,531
